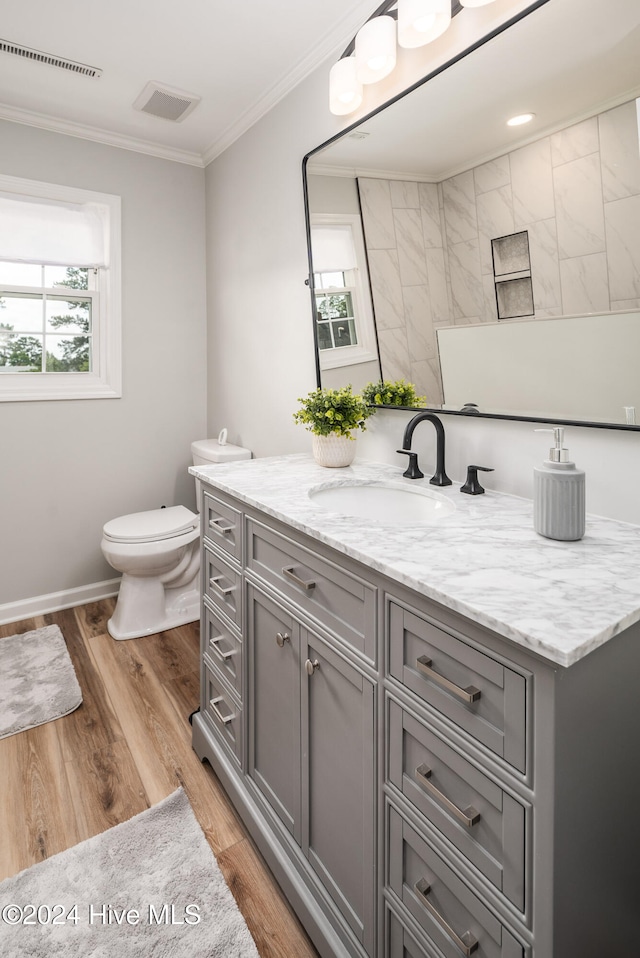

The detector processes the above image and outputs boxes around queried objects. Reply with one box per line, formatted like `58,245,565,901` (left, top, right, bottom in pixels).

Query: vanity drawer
203,600,242,699
388,804,525,958
246,517,376,660
388,601,526,773
203,544,242,630
203,491,242,562
203,663,242,766
387,905,432,958
388,697,526,912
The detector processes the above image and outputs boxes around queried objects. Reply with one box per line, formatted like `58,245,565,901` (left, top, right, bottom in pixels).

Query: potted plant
293,385,371,467
361,378,427,408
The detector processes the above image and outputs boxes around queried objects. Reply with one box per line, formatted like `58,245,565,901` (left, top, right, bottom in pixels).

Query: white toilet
101,436,251,640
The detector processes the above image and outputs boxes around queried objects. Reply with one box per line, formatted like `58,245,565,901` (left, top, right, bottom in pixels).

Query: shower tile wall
358,99,640,405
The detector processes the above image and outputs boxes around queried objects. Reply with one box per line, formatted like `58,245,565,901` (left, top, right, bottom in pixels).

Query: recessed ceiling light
507,113,535,127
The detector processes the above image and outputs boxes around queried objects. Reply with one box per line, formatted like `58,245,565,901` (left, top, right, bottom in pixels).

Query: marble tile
358,177,396,249
554,153,606,259
474,154,511,195
482,274,499,322
366,249,404,330
390,180,419,209
559,252,610,314
551,116,599,166
426,247,452,326
526,218,561,311
598,100,640,202
476,186,515,275
604,193,640,302
511,137,555,227
394,208,428,286
442,170,478,245
410,358,442,406
191,455,640,667
403,285,435,361
448,239,484,321
418,183,443,248
378,327,411,381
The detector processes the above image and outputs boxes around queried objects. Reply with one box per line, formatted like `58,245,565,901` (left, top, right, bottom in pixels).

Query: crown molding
0,101,205,167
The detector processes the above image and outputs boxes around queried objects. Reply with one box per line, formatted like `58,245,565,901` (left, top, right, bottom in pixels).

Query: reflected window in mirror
310,213,381,388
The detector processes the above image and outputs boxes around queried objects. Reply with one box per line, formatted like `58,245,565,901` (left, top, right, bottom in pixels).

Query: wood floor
0,600,319,958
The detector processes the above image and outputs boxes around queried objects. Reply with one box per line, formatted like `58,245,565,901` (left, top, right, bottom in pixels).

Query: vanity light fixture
507,112,535,126
330,0,500,115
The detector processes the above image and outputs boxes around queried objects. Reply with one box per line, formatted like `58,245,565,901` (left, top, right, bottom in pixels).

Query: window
311,214,377,370
0,175,121,401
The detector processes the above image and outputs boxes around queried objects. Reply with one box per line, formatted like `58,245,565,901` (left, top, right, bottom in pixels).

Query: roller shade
0,191,109,267
311,225,357,273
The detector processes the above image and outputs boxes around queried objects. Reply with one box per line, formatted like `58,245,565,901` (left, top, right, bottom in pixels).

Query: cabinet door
246,584,302,842
301,628,376,955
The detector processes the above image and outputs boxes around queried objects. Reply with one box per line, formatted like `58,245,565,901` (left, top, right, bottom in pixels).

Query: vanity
190,455,640,958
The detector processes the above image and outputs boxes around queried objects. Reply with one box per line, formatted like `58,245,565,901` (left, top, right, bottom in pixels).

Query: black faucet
397,412,452,486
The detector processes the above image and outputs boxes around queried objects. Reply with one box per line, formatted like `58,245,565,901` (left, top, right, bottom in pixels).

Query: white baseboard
0,578,121,627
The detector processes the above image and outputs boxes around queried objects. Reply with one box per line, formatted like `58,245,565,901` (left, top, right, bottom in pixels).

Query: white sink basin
308,479,456,525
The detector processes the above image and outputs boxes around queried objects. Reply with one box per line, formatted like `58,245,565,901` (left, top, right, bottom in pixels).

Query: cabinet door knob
276,632,290,647
305,658,320,676
414,879,478,955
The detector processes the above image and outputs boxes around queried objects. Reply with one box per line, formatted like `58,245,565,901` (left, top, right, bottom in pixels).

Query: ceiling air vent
0,38,101,77
133,82,201,123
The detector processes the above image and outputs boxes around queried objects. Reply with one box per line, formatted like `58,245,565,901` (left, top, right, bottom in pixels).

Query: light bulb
329,58,363,116
355,16,396,84
507,113,535,127
398,0,451,49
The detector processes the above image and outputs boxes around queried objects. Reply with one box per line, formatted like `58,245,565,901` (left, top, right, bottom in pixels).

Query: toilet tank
191,437,252,510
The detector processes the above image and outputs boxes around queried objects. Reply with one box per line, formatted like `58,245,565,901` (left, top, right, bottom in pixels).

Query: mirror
304,0,640,429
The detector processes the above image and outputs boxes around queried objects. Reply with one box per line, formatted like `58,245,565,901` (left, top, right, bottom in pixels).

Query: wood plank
44,606,124,762
135,621,201,683
0,721,79,880
217,837,319,958
73,597,116,639
63,739,150,844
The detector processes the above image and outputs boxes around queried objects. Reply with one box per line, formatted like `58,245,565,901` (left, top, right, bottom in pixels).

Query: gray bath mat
0,788,259,957
0,624,83,739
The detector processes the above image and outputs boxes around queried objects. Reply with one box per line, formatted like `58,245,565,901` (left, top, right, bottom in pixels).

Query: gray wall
0,120,207,608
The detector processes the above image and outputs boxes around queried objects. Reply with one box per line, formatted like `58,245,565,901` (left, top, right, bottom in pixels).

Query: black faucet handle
461,465,494,495
396,449,424,480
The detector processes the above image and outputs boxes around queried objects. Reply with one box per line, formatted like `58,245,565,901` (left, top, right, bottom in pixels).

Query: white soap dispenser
533,427,585,541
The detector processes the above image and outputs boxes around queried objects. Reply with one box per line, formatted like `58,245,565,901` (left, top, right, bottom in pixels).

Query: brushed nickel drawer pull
282,566,316,591
415,764,481,827
209,696,234,725
276,632,290,647
210,636,235,660
414,878,478,955
209,517,234,534
305,658,320,676
209,575,234,597
416,656,481,704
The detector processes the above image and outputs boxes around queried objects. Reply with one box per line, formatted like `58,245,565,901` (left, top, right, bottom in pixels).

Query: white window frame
311,213,378,371
0,174,121,402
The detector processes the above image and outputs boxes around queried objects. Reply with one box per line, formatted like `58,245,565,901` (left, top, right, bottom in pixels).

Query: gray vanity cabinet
193,477,639,958
194,487,377,958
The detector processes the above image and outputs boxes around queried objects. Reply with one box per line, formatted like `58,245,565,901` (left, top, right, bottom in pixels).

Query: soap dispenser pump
533,427,585,541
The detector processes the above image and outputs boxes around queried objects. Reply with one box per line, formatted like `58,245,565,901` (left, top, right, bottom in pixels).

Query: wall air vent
0,38,101,77
133,82,201,123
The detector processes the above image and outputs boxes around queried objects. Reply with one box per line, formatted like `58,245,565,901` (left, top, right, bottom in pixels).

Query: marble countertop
190,455,640,667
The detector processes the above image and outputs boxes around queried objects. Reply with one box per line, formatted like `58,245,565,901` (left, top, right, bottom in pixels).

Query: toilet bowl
101,505,201,640
102,434,251,640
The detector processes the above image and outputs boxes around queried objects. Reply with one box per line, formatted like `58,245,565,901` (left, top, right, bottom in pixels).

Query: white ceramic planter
312,433,356,468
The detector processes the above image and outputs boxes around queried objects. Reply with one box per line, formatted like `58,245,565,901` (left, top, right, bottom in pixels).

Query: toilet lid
103,505,199,543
